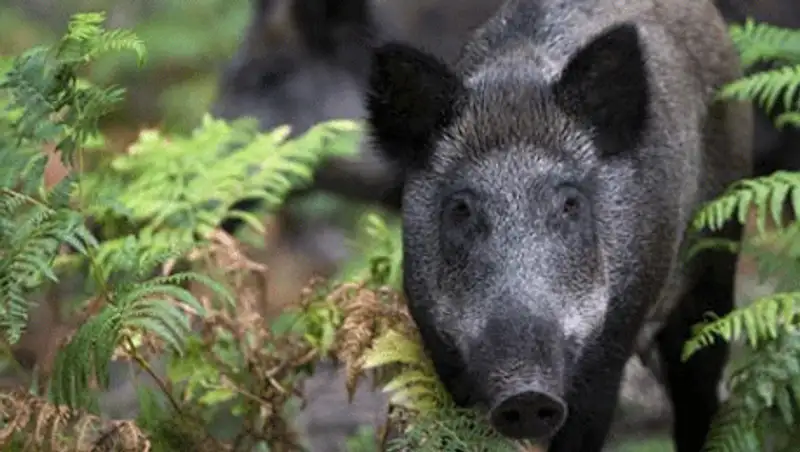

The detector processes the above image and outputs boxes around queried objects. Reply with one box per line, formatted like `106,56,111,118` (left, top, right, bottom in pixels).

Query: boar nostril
500,409,520,424
489,389,568,440
538,407,557,420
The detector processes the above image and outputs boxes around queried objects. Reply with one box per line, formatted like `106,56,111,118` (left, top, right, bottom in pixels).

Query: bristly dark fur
552,23,650,156
366,43,465,171
362,0,752,450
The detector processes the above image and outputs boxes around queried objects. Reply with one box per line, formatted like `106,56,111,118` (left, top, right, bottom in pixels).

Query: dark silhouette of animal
359,0,751,450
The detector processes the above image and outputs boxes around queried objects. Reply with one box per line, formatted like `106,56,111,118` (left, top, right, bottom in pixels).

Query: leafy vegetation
2,9,800,452
0,0,252,134
0,11,381,451
683,19,800,452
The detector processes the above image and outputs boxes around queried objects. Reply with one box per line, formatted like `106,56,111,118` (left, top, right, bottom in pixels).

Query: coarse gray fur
364,0,752,449
402,0,749,371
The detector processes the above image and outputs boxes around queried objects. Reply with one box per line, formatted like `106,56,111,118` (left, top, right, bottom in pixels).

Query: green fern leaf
729,19,800,70
718,65,800,119
683,293,799,361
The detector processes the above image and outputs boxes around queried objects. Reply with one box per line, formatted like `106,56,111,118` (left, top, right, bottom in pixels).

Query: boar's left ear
366,42,465,171
552,22,650,156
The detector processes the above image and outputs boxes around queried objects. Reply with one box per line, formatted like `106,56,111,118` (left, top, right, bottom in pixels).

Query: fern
719,64,800,123
2,8,404,451
683,293,798,358
688,333,800,452
0,11,142,344
718,20,800,127
79,114,361,244
692,170,800,235
0,10,242,413
685,18,800,452
50,269,225,409
0,11,144,164
729,19,800,70
0,186,95,343
360,329,523,452
41,103,360,411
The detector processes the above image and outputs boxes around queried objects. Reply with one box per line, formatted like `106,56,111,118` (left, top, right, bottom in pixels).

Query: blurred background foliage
0,0,374,256
0,0,251,144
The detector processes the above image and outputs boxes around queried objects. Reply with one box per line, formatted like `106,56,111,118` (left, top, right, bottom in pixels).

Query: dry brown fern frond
320,281,415,402
184,229,270,277
0,389,150,451
185,228,270,317
109,228,272,363
194,300,316,450
177,229,312,449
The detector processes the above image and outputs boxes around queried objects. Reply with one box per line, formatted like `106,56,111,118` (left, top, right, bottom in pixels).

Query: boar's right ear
366,43,465,171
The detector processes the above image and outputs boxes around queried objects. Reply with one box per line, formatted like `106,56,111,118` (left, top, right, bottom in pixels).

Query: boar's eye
562,195,580,215
555,185,587,221
440,190,486,245
448,197,472,222
443,191,475,225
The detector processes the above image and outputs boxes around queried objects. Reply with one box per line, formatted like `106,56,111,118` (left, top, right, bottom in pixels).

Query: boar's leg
655,221,741,452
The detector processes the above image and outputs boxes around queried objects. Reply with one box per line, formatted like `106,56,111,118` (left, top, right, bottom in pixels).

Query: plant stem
123,335,183,414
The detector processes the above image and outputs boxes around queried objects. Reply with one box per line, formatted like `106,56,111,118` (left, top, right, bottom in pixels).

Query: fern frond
387,405,520,452
361,328,526,452
79,115,362,241
702,402,761,452
775,111,800,128
50,270,229,409
0,389,151,450
88,232,192,285
362,328,448,411
729,19,800,70
702,333,800,452
692,170,800,234
58,12,146,66
0,188,96,343
0,10,146,346
718,64,800,122
0,11,144,163
0,139,47,192
682,292,799,360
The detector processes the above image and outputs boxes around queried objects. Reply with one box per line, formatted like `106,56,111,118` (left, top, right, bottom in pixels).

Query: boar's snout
465,312,568,440
489,386,567,439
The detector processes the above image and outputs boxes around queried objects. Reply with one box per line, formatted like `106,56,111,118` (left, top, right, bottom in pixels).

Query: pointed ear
290,0,373,50
321,0,371,28
366,43,465,171
552,22,650,156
